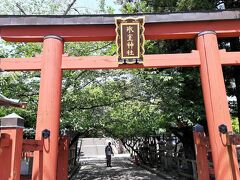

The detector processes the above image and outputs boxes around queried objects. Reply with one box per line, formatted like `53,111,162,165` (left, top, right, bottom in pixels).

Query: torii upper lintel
0,10,239,42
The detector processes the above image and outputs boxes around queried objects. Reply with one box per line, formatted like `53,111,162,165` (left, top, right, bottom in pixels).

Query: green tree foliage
117,0,215,13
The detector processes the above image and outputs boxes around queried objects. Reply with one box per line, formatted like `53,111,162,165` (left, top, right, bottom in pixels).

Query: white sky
77,0,121,13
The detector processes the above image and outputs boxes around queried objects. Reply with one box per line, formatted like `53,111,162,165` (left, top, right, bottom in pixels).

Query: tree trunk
230,38,240,131
180,132,195,160
120,138,145,162
170,127,195,159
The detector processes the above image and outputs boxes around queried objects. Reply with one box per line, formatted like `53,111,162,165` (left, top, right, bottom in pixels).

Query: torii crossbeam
0,10,240,180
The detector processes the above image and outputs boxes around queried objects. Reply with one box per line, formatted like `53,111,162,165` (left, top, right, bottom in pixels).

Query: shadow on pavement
74,159,164,180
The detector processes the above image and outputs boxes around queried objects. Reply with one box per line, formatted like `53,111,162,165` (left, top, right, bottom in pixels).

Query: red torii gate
0,10,240,180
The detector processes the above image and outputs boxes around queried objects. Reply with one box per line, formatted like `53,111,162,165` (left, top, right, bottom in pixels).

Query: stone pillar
0,113,24,180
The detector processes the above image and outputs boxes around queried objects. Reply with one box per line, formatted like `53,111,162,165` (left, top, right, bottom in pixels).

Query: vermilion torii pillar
197,31,240,180
32,35,63,180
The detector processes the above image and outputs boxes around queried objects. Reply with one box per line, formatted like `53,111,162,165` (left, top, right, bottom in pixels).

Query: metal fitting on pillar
42,129,50,139
44,35,63,41
218,124,228,134
193,124,209,146
218,124,240,145
198,30,216,37
218,124,231,146
193,124,204,132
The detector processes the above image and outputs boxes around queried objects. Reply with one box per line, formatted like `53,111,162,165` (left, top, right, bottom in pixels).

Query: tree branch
62,71,88,95
87,42,112,54
63,0,77,15
78,96,135,110
16,3,27,15
64,95,135,112
73,8,81,15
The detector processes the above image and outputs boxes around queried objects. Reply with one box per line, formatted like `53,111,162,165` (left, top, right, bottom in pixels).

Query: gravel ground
73,159,165,180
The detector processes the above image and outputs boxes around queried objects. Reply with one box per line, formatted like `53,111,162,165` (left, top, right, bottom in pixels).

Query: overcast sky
77,0,121,13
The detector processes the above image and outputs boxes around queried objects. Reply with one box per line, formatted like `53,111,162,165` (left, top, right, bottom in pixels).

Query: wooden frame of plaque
115,16,145,64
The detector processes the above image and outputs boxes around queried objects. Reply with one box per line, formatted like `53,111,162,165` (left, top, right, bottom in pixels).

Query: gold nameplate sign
115,17,145,64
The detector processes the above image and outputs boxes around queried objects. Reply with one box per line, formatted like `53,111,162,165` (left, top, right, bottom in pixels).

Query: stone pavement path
73,158,165,180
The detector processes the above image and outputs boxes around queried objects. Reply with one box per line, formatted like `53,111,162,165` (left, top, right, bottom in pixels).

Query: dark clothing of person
106,154,112,167
105,145,113,167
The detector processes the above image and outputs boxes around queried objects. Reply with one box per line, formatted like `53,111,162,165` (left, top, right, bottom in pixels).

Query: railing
129,133,209,179
20,129,83,179
68,134,82,179
160,156,197,179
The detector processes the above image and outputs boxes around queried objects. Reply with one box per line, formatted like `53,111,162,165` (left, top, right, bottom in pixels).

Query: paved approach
73,158,164,180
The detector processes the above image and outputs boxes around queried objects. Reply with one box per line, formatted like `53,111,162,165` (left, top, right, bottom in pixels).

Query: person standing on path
105,142,114,167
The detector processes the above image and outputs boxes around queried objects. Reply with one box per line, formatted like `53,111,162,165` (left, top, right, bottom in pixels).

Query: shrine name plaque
115,17,145,64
